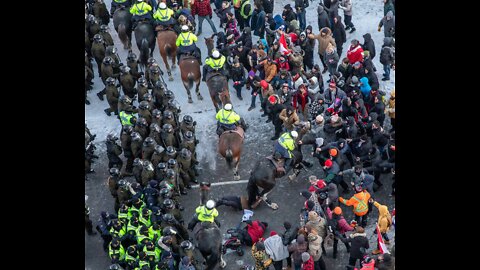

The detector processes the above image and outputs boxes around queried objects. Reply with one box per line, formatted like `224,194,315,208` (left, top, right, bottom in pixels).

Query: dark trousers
337,43,343,58
314,256,326,270
85,215,94,234
344,15,354,28
348,257,359,269
333,234,350,256
319,53,328,69
217,195,242,210
273,123,283,138
304,51,314,71
273,260,283,270
233,83,244,98
390,118,395,131
354,214,368,228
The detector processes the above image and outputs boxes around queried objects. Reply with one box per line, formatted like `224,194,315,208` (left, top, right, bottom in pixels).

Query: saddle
266,154,286,177
155,25,174,32
206,70,224,82
221,126,245,139
193,221,218,240
179,52,199,63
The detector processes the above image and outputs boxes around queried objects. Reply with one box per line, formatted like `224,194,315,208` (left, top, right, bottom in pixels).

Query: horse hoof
188,97,193,103
123,45,128,50
270,203,279,210
233,175,240,181
197,94,203,101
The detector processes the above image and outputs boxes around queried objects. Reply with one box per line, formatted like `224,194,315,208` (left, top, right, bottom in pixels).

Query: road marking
191,179,249,188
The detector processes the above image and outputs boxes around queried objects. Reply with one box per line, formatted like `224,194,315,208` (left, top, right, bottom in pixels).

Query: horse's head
204,34,216,54
199,182,211,190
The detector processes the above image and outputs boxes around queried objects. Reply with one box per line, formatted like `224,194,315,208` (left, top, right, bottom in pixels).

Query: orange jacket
339,191,371,216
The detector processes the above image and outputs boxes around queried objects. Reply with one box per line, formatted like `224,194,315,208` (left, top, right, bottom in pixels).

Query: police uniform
120,71,136,99
129,1,153,28
105,83,120,116
215,108,241,135
203,54,227,81
110,0,132,16
177,150,196,186
106,140,124,169
153,6,175,27
274,132,296,171
187,205,219,231
119,111,136,127
160,130,179,149
91,38,106,75
176,30,201,62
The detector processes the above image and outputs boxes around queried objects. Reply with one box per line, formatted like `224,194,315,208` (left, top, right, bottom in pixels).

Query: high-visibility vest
240,1,252,19
351,193,369,216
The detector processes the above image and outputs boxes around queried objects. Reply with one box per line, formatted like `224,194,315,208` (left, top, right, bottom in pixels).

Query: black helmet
152,109,161,118
166,146,176,155
100,24,108,31
147,57,156,65
144,137,155,146
133,158,143,167
163,225,177,235
163,124,173,133
184,131,194,140
149,65,160,74
119,95,131,104
103,56,113,65
131,132,143,141
154,145,164,154
143,93,153,101
106,46,117,55
180,148,191,158
123,125,133,134
157,162,167,170
106,77,115,85
150,123,160,133
136,117,147,127
159,188,171,198
142,207,151,216
163,213,174,223
180,240,193,250
106,133,118,142
109,167,120,176
165,90,174,99
163,110,173,119
93,34,103,42
137,77,147,85
167,158,177,167
183,115,193,125
127,245,137,254
154,80,164,89
127,51,137,61
139,101,150,110
166,169,175,178
143,160,153,169
163,198,174,209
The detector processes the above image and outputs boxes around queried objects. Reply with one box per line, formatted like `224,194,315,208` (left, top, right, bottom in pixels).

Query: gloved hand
378,26,381,32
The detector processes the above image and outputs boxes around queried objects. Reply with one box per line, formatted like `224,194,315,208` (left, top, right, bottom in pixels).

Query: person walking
191,0,218,36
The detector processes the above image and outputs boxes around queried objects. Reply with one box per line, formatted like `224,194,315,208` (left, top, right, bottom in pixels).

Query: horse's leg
210,93,219,112
195,79,203,101
288,162,304,182
171,48,177,70
233,158,240,181
220,253,226,268
183,80,193,103
261,188,279,210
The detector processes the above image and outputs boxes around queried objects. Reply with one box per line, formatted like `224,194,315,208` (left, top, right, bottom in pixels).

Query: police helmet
103,56,113,65
152,109,162,118
137,77,147,85
127,51,137,61
166,169,175,178
163,213,174,223
181,25,189,32
143,93,153,101
163,110,173,119
165,90,175,99
183,115,193,125
212,50,221,59
139,101,150,110
206,200,215,210
143,160,153,169
109,167,120,176
120,65,130,73
154,145,164,154
147,57,156,65
167,158,177,167
163,124,173,133
290,130,298,138
100,24,108,31
136,117,147,127
131,132,142,141
107,133,118,142
163,226,177,235
157,162,167,170
166,146,176,155
163,198,174,209
180,240,193,250
180,148,191,158
144,137,155,146
93,34,103,42
223,103,232,110
159,188,171,197
133,158,143,167
123,125,134,134
106,77,115,85
184,131,194,140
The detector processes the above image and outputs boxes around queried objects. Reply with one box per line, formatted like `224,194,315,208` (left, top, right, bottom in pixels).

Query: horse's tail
187,72,194,90
140,38,150,65
118,23,127,45
225,148,233,169
205,251,220,270
247,174,259,208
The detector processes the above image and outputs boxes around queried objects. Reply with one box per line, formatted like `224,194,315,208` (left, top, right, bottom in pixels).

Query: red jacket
293,90,310,111
347,44,364,64
247,220,266,244
301,256,314,270
191,0,213,17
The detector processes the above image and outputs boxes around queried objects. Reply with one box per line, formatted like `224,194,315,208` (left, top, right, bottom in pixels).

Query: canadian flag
376,224,391,254
278,33,291,55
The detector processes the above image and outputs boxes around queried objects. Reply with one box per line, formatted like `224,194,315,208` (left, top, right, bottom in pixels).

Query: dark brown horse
204,33,216,55
112,7,132,50
218,127,245,180
206,72,231,112
179,55,204,103
156,30,177,81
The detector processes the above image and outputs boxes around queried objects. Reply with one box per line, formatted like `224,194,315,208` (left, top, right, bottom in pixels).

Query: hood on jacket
306,25,313,33
384,37,394,47
359,77,370,85
297,234,306,244
369,112,378,121
320,27,332,36
378,204,389,217
386,10,394,20
243,27,251,35
363,33,372,42
317,5,325,15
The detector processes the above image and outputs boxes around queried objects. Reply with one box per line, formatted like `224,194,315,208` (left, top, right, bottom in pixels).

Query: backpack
379,46,393,65
263,0,274,14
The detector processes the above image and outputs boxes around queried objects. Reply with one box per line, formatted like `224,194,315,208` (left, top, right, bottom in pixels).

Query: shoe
261,113,268,117
96,92,104,101
260,109,264,112
266,119,271,123
85,100,90,105
238,96,243,100
349,27,356,33
270,136,278,140
345,26,351,31
382,77,390,81
372,249,381,255
248,106,255,111
322,69,328,74
181,190,188,195
104,109,111,116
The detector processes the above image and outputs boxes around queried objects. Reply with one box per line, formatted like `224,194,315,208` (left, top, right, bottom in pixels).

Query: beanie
333,207,342,215
248,70,255,77
324,159,333,168
270,230,277,236
302,252,310,262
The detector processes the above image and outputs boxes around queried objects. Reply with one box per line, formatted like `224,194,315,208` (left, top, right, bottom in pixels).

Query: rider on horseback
129,0,153,29
176,25,202,64
110,0,131,17
202,49,228,82
273,130,298,173
187,200,221,231
153,2,175,31
215,103,247,136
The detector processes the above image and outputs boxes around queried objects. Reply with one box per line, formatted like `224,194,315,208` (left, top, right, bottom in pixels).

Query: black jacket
332,20,347,46
362,33,376,59
339,232,369,259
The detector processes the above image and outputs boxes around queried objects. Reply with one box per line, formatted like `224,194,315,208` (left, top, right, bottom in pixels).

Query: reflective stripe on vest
125,254,136,262
221,110,233,124
352,194,369,213
278,133,293,149
118,211,128,220
135,3,147,15
180,33,192,46
157,9,169,21
240,1,252,19
114,0,127,2
127,223,138,233
212,58,223,69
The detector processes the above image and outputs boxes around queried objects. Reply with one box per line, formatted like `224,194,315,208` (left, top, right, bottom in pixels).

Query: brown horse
179,55,204,103
206,72,231,112
156,30,177,81
218,127,245,180
204,33,216,55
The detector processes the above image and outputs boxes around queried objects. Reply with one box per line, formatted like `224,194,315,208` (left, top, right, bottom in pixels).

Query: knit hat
270,230,277,236
353,61,361,68
248,70,255,77
308,211,318,221
324,159,333,168
302,252,310,262
333,207,342,215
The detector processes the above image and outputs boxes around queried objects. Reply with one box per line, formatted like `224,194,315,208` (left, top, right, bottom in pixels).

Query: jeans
383,64,391,79
233,83,244,98
344,15,354,28
273,260,283,270
297,10,306,30
252,10,266,36
197,15,218,34
250,92,258,108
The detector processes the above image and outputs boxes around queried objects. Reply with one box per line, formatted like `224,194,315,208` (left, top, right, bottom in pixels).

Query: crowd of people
85,0,395,269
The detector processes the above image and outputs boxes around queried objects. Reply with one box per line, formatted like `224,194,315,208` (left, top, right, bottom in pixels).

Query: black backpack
263,0,274,14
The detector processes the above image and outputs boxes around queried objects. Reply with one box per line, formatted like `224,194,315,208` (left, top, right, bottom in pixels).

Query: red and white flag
376,224,391,254
278,33,291,55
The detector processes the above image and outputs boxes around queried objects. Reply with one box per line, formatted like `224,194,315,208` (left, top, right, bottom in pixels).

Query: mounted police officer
215,103,247,136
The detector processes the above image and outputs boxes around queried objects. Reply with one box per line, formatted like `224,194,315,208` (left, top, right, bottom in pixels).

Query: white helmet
181,25,189,31
206,200,215,209
212,50,220,59
290,130,298,138
137,0,144,2
224,103,232,110
159,2,167,9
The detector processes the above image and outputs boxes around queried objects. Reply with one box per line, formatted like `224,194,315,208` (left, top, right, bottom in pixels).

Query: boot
349,27,356,33
85,99,91,105
104,108,111,116
382,77,390,81
96,92,104,101
248,106,255,111
372,249,381,255
345,25,351,31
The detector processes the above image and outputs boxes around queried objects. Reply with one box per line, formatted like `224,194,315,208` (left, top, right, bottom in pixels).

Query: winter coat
324,87,347,105
326,207,354,234
359,77,371,96
332,21,346,51
379,41,395,66
362,33,376,59
324,0,340,21
347,44,364,64
386,90,395,119
252,243,269,270
374,201,392,233
264,234,289,261
306,234,323,260
247,220,266,244
288,234,308,266
261,83,275,98
282,8,297,23
293,90,311,112
339,190,371,216
312,27,336,55
261,60,278,82
282,225,299,246
230,64,246,83
325,46,339,69
344,232,369,259
279,109,300,130
339,0,353,16
301,256,315,270
306,215,327,239
384,0,395,16
317,6,331,30
379,11,395,37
